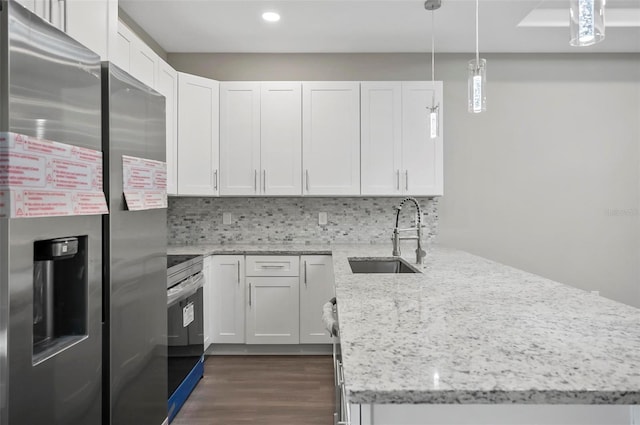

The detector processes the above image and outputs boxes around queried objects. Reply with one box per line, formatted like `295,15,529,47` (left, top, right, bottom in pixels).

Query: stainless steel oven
167,255,205,423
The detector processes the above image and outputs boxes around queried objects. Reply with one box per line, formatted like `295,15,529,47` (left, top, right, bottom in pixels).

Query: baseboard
207,343,332,355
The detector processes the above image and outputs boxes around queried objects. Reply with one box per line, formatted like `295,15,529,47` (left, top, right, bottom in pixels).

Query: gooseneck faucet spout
392,197,426,265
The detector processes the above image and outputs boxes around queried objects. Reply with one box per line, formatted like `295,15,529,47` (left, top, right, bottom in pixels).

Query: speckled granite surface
167,243,640,405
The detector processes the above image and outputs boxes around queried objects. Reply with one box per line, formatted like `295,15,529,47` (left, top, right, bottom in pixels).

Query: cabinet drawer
246,256,300,277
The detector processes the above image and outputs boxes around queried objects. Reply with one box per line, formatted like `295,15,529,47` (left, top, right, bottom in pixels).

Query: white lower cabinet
209,254,333,346
245,255,300,344
245,276,300,344
300,256,335,344
202,256,213,351
211,255,245,343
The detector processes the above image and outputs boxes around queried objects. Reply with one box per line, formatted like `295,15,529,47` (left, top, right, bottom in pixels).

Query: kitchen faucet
392,197,426,265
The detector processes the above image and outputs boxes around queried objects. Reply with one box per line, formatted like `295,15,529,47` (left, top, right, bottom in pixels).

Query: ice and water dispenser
32,236,88,363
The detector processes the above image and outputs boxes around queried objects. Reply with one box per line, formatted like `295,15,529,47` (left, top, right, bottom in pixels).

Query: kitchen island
331,245,640,425
169,244,640,424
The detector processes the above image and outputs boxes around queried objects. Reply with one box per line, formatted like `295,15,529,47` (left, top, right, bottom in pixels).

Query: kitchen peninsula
169,244,640,424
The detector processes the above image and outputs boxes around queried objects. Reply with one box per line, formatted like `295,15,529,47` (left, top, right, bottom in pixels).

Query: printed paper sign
0,132,108,218
183,302,194,328
122,155,167,211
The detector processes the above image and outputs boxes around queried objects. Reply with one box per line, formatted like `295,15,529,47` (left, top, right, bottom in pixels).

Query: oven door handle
167,272,205,307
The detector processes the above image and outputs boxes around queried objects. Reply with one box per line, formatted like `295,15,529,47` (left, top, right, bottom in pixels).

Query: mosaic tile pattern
167,197,439,245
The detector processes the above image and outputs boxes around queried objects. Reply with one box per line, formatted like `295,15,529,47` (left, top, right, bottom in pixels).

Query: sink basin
348,258,419,274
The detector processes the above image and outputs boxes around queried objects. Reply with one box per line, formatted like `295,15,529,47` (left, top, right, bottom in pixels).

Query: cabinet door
361,82,402,196
202,256,213,351
177,72,219,196
401,81,444,196
156,60,178,195
261,82,302,196
302,82,360,195
246,277,300,344
211,256,245,344
130,36,158,89
300,256,335,344
113,21,134,72
219,82,261,196
66,0,110,59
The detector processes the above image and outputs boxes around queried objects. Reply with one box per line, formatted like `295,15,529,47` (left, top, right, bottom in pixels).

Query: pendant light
570,0,605,47
468,0,486,114
425,0,441,139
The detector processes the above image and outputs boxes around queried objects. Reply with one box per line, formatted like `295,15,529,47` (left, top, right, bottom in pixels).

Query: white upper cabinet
302,82,360,196
219,82,261,196
16,0,115,60
361,81,444,197
219,82,302,196
113,21,134,72
401,81,443,196
361,82,403,196
129,38,158,89
114,21,158,89
261,83,302,196
65,0,114,60
156,59,178,196
177,72,220,196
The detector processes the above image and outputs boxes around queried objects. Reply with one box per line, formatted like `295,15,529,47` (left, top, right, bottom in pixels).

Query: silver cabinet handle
254,170,258,192
405,170,409,191
249,283,252,306
304,261,307,286
396,170,400,191
305,170,310,192
214,169,218,190
263,169,266,193
261,264,285,269
237,260,240,284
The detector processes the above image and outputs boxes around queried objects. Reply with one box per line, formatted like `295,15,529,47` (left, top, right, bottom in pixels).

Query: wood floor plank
171,355,335,425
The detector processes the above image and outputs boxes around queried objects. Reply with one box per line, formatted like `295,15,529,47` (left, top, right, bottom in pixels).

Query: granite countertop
167,243,640,405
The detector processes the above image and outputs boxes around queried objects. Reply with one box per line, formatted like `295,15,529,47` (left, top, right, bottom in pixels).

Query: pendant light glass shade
569,0,605,47
468,58,486,114
467,0,486,114
429,106,439,139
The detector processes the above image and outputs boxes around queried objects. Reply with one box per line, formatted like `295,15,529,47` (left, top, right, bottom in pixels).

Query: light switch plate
222,212,232,225
318,212,328,226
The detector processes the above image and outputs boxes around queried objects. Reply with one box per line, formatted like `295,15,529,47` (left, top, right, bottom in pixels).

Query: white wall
167,52,640,307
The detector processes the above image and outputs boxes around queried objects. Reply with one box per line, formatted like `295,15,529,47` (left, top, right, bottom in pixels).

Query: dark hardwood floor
171,355,335,425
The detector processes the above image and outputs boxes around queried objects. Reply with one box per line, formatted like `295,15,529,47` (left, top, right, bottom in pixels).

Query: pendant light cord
431,9,436,108
431,10,435,85
475,0,479,64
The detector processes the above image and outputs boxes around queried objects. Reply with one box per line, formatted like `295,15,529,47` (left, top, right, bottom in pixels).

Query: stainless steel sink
348,258,420,274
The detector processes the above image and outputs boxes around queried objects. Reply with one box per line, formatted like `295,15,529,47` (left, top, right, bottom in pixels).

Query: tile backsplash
168,197,439,246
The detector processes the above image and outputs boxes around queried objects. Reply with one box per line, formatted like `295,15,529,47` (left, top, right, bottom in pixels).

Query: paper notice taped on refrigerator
122,155,167,211
0,132,108,218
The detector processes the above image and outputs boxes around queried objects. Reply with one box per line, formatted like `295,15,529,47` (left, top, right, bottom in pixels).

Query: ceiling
120,0,640,54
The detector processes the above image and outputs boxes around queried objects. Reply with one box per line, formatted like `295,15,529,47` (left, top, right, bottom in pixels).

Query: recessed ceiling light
262,12,280,22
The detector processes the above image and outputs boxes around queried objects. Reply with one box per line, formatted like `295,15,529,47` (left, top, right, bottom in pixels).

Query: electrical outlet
318,212,328,226
222,212,232,225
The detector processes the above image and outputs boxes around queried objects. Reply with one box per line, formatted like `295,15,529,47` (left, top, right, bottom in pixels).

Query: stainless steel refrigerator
101,63,168,425
0,2,103,425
